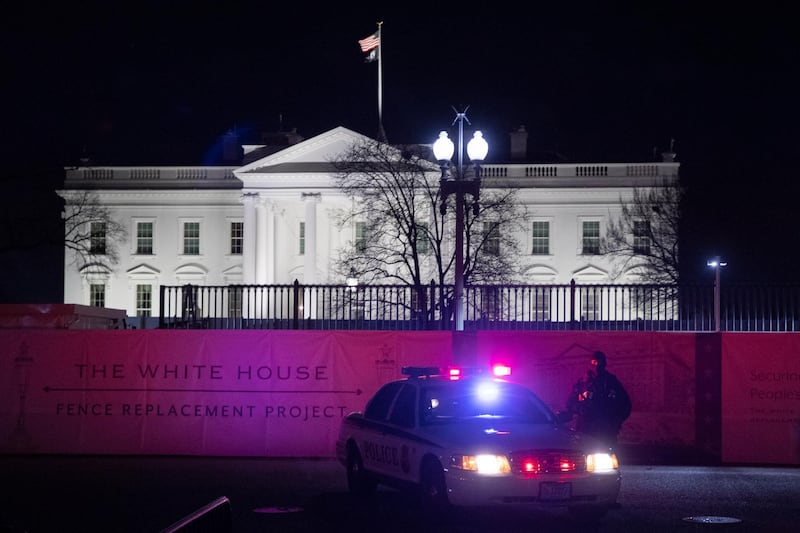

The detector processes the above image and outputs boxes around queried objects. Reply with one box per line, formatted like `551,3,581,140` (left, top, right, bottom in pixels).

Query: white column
255,196,268,285
241,193,257,284
265,201,275,284
302,193,320,319
303,193,320,284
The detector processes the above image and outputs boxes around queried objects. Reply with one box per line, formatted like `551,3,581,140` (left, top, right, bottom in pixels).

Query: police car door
361,381,403,478
361,382,416,481
382,383,419,483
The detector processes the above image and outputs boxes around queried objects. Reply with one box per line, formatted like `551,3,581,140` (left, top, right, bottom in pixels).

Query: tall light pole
707,257,727,332
433,107,488,331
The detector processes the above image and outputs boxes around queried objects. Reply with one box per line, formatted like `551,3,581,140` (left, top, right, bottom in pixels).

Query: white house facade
59,126,679,322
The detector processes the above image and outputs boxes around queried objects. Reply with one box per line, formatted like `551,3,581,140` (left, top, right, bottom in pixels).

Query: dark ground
3,444,796,533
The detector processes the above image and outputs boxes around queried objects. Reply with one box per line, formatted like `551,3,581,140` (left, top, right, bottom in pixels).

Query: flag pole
376,21,386,142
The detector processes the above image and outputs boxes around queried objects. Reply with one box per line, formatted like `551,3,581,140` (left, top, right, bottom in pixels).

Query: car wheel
346,444,375,497
419,458,449,509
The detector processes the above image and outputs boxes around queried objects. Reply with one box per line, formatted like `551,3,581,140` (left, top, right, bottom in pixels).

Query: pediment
174,263,209,276
222,264,243,284
127,263,161,276
235,126,372,176
79,262,111,275
524,264,558,281
572,264,608,281
619,264,650,282
222,264,242,276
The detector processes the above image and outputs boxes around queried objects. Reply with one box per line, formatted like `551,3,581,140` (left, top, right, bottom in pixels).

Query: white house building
59,126,679,324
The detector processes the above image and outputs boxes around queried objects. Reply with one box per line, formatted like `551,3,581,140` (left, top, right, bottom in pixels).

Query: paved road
1,455,799,532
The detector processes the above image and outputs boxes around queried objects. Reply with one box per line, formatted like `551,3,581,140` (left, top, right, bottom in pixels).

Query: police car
336,366,620,517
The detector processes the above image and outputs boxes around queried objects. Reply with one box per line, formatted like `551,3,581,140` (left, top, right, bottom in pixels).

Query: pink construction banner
0,330,452,456
722,333,800,464
4,327,797,463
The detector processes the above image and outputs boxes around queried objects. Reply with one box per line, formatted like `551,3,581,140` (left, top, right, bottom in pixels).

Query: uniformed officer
566,351,631,446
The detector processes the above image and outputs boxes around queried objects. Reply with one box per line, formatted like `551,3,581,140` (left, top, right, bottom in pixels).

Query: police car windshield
420,380,554,425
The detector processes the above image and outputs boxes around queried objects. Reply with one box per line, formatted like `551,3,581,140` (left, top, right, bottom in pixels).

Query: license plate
539,482,572,501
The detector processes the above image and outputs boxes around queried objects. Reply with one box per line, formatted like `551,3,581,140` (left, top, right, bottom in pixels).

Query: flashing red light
448,367,462,380
492,364,512,377
559,459,576,472
517,455,578,475
523,460,541,473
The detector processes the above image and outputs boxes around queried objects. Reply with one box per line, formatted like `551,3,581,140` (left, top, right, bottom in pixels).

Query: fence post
570,279,577,329
293,279,300,330
158,285,166,329
439,281,449,330
429,280,437,330
183,284,195,327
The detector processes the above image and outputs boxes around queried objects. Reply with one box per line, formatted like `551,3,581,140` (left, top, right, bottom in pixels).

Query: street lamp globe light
433,131,455,162
467,131,488,162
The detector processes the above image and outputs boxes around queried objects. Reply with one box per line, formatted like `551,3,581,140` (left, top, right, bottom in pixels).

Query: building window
136,222,153,255
355,222,367,253
299,222,305,255
581,288,601,321
532,288,550,321
483,223,500,256
89,284,105,307
416,223,429,254
531,221,550,255
136,284,152,317
480,287,500,319
183,222,200,255
410,286,427,316
90,222,107,255
633,220,651,255
582,221,600,255
228,287,243,319
230,221,243,255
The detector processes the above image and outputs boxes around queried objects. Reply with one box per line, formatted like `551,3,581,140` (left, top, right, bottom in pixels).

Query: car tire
418,458,449,510
346,444,376,498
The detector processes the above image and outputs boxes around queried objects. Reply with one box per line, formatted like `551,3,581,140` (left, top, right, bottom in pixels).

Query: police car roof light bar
492,364,512,377
401,366,441,378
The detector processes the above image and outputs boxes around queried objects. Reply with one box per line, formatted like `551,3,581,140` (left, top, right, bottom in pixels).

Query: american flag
358,32,380,52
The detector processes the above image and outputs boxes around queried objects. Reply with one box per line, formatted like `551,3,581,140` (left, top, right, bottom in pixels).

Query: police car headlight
586,452,619,473
451,454,511,475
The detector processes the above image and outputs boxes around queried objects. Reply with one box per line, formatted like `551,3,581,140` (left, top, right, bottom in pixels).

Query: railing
158,281,800,332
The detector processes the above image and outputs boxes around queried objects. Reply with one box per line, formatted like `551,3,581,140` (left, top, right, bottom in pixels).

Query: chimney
284,128,304,146
509,125,528,161
222,130,242,163
661,138,677,162
261,128,305,147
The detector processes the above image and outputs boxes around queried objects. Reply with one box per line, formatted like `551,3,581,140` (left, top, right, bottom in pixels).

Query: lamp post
346,268,363,321
346,268,359,293
433,108,488,331
707,257,727,332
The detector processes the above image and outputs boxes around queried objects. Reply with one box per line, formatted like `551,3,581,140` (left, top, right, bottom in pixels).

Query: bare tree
60,190,127,271
331,137,528,318
602,178,682,284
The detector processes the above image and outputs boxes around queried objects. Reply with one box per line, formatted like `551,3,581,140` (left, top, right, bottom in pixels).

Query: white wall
59,128,677,319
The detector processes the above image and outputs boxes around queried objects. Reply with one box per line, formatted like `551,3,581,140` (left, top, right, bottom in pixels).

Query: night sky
2,2,799,302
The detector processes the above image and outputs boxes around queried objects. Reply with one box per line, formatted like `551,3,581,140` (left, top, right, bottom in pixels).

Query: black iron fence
158,281,800,332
